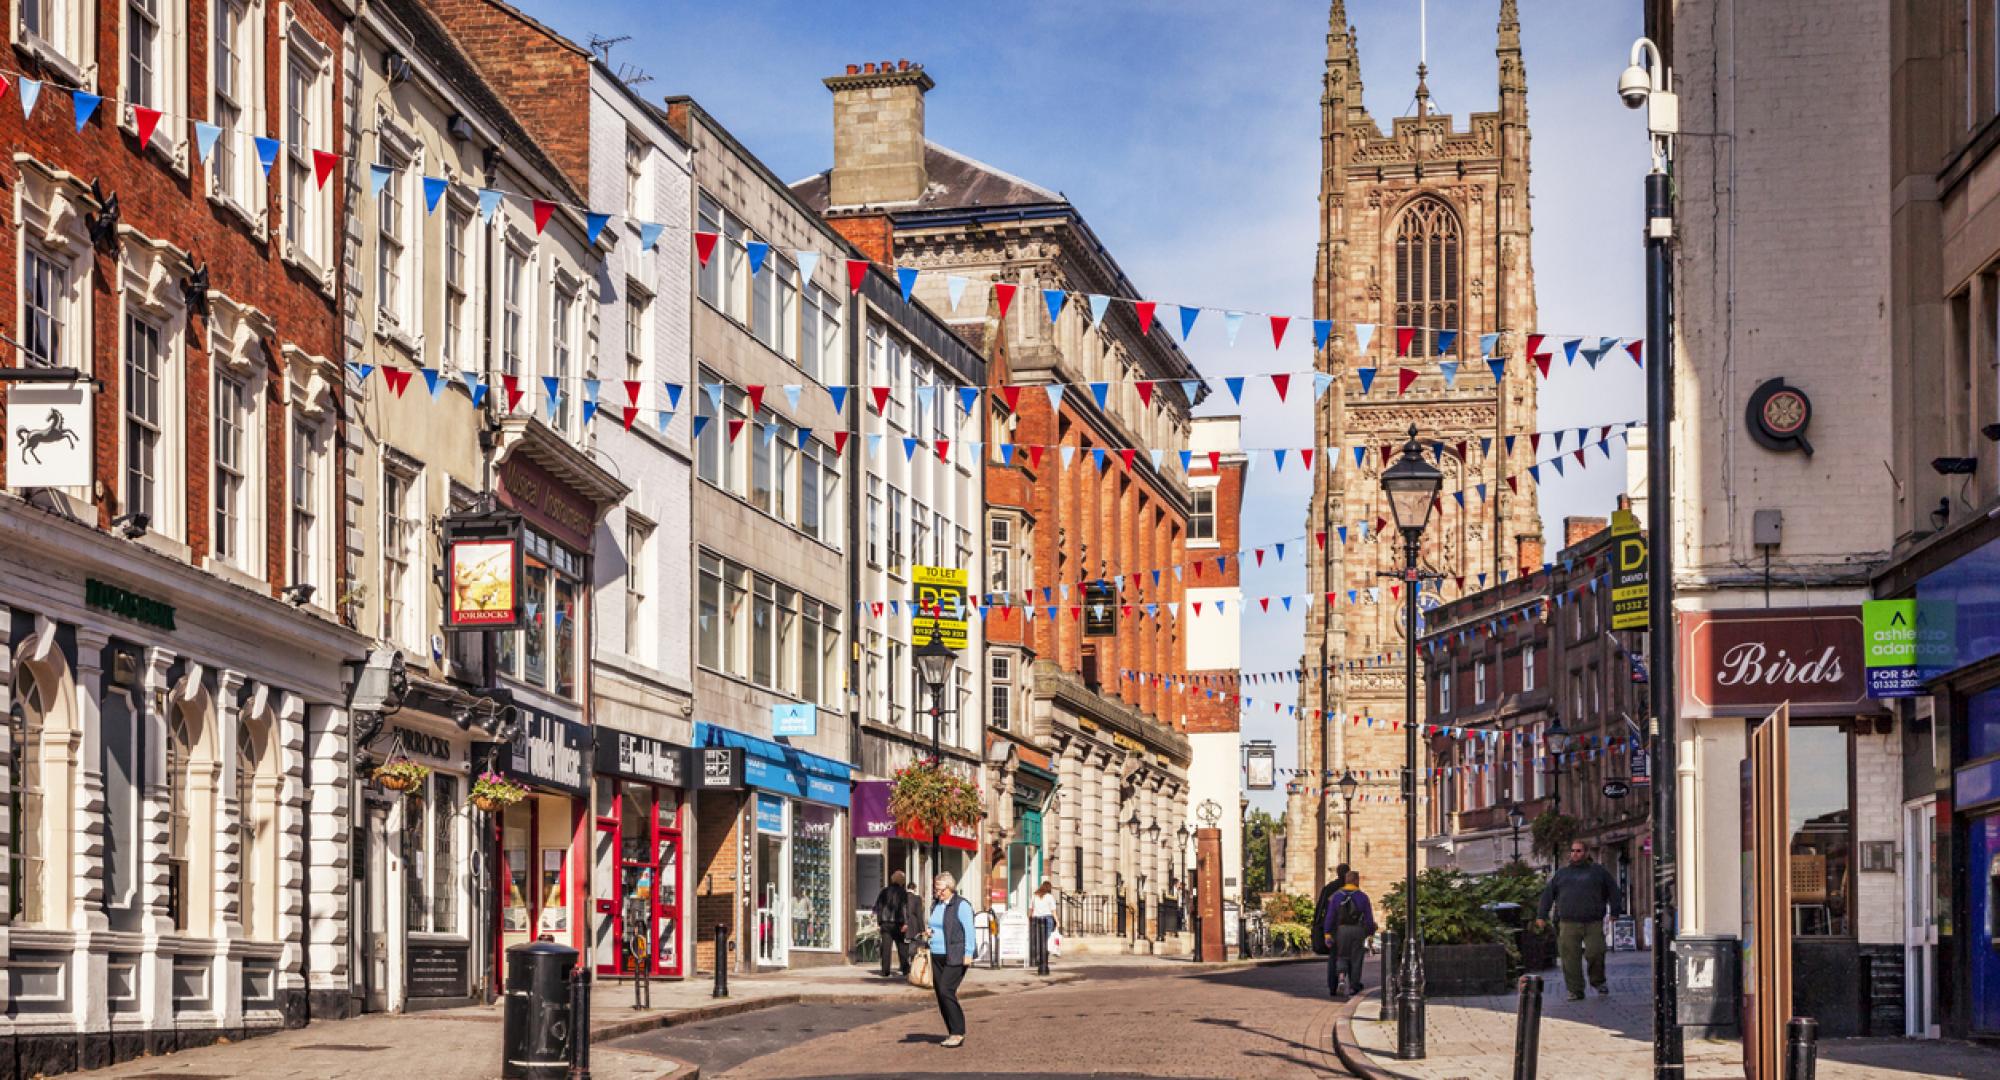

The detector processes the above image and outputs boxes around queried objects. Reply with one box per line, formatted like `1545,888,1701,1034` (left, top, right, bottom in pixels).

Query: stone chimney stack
1564,516,1609,548
824,60,935,208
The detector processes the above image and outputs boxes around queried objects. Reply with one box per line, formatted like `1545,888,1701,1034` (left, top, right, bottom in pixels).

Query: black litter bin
1675,934,1740,1039
502,941,578,1079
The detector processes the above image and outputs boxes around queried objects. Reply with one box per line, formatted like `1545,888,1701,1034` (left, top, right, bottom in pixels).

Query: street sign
1862,598,1919,698
1083,580,1117,638
1602,780,1632,800
1610,507,1648,631
912,565,969,650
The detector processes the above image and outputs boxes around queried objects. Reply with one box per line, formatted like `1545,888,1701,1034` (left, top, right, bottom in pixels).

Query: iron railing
1059,893,1116,937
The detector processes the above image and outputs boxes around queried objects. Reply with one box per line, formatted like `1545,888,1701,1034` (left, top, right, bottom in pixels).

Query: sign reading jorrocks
443,510,524,630
5,381,93,489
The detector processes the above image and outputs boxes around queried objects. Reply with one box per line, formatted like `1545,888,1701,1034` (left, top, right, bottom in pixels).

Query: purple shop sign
852,780,897,839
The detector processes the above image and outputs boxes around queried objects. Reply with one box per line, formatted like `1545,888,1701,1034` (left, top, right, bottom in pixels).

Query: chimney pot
899,59,910,71
847,63,859,75
863,62,876,73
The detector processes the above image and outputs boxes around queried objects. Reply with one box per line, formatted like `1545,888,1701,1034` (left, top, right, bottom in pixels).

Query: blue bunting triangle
665,383,685,411
194,122,223,164
256,137,281,176
1435,330,1458,355
897,266,919,303
746,241,770,276
478,188,503,221
1563,338,1582,365
827,385,849,413
1046,385,1065,412
1044,290,1067,323
586,213,611,246
1090,382,1110,409
423,368,443,398
1314,320,1333,349
1439,361,1458,386
959,386,979,413
1179,306,1201,340
72,92,100,131
1356,368,1377,395
369,164,395,198
1087,294,1111,325
424,176,449,213
639,223,664,251
1488,358,1507,383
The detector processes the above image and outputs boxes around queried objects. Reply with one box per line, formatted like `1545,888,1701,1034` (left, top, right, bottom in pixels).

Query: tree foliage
1380,864,1550,948
1243,809,1282,901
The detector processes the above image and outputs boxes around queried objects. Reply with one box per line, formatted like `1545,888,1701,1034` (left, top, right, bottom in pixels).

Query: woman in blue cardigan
922,871,978,1047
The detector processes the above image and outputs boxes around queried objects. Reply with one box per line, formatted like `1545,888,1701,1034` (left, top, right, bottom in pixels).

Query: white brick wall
1853,731,1901,945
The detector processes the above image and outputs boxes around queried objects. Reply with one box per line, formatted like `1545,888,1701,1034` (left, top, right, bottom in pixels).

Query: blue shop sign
771,702,817,738
1912,534,2000,679
695,722,852,808
756,793,787,835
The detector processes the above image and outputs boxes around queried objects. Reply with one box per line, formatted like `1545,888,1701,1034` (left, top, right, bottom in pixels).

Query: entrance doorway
360,803,390,1012
594,783,684,978
753,797,789,968
1904,796,1940,1038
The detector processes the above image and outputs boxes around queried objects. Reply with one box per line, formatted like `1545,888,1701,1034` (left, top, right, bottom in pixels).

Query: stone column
1079,746,1102,899
304,703,352,1012
140,646,180,1032
1103,759,1123,901
274,692,308,1009
71,626,112,1036
1056,742,1081,893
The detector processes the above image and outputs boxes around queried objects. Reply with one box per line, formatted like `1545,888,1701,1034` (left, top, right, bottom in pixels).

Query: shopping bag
908,948,934,989
1047,930,1063,958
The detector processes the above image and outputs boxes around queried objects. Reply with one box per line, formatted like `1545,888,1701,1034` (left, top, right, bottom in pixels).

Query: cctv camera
1618,64,1651,109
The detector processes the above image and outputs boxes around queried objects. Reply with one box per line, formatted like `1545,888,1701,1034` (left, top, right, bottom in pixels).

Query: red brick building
0,0,367,1069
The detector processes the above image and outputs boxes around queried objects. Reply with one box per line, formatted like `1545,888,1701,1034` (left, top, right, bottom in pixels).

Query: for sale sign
1863,599,1919,698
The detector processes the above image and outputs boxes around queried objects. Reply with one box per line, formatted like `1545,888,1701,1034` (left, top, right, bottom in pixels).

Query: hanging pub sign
1245,742,1277,790
443,508,524,631
5,379,93,489
1083,580,1117,638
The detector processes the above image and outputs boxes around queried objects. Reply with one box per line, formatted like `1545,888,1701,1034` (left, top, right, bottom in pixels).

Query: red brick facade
0,0,349,596
419,0,592,194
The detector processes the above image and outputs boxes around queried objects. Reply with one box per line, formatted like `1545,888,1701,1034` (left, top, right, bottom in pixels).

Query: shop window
1787,724,1854,937
791,803,838,950
402,772,462,936
501,530,585,700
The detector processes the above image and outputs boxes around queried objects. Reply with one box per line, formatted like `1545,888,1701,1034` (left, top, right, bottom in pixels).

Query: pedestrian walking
921,871,978,1048
872,869,915,977
1535,842,1619,1000
1310,862,1351,958
1030,880,1058,976
1324,871,1376,998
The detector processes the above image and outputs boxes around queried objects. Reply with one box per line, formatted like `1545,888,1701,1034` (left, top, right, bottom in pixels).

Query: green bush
1381,868,1503,947
1474,860,1548,909
1260,891,1314,926
1270,921,1314,953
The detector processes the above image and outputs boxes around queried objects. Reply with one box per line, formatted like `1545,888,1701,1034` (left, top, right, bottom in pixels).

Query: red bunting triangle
993,282,1017,318
1397,367,1420,394
622,406,639,430
1000,385,1023,411
1455,440,1467,460
746,385,765,413
1135,302,1156,335
1069,607,1081,622
383,367,412,397
1625,340,1644,365
937,439,952,462
1254,549,1265,567
1381,444,1394,464
1260,597,1271,612
1530,432,1542,453
312,150,339,188
1028,444,1045,470
1506,475,1520,493
833,431,851,455
870,385,892,413
1270,373,1290,401
1391,585,1401,600
1534,353,1553,379
133,106,162,146
625,380,644,406
1135,381,1154,406
1396,327,1416,356
1205,450,1219,473
1119,448,1136,471
532,199,556,234
1300,448,1315,471
1270,316,1289,349
1574,448,1587,466
1316,531,1327,550
726,419,745,443
1376,516,1388,534
846,259,869,293
503,375,525,412
695,232,719,266
1526,333,1546,357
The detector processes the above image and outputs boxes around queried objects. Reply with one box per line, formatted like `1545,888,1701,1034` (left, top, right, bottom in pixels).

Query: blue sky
517,0,1650,810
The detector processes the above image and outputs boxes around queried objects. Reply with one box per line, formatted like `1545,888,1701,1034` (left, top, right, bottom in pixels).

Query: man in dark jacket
1325,871,1376,998
1536,842,1619,1000
1311,863,1350,960
873,870,914,976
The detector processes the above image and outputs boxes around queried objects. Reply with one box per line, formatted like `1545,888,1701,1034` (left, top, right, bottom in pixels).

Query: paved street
610,960,1350,1078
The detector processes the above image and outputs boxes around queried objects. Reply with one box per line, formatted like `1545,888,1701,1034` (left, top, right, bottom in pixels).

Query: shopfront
591,729,690,979
479,707,591,984
1680,606,1898,1038
696,723,851,970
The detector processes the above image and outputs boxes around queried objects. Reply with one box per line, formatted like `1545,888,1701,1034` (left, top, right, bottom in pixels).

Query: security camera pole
1622,36,1684,1079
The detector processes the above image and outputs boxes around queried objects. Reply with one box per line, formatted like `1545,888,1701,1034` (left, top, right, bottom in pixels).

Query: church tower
1286,0,1540,896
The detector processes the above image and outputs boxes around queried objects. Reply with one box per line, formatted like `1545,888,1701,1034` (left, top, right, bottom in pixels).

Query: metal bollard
569,966,592,1080
1512,974,1544,1080
1239,912,1250,960
711,924,730,998
1785,1017,1818,1080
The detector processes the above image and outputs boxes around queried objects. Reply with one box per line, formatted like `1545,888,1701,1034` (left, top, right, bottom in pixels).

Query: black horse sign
6,385,92,488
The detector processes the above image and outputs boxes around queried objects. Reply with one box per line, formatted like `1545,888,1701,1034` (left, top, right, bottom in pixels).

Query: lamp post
1507,802,1527,863
1544,718,1572,818
1620,34,1684,1078
1337,771,1359,869
1379,424,1442,1061
914,634,959,877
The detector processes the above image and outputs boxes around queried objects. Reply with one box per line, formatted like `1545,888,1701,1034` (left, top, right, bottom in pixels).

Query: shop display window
401,771,464,936
1786,724,1853,937
593,779,683,977
791,803,839,950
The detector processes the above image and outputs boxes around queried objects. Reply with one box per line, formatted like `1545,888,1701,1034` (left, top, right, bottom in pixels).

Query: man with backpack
1324,870,1376,998
872,869,914,977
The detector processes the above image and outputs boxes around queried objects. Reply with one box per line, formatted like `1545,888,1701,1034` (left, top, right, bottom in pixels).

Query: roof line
925,140,1062,202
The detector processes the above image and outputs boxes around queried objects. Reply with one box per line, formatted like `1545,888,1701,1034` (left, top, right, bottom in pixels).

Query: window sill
13,35,91,90
119,105,190,178
281,243,336,299
373,321,425,362
202,556,270,594
208,190,269,240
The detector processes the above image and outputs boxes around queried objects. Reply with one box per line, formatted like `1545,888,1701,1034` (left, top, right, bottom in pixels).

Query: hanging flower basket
888,758,983,845
469,771,529,813
373,758,430,793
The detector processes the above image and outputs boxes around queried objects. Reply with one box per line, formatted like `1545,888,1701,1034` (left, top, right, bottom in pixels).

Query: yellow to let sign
912,565,970,650
1610,508,1648,631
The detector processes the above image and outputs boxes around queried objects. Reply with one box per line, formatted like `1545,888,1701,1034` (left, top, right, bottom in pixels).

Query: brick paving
65,960,1099,1080
1342,951,1997,1080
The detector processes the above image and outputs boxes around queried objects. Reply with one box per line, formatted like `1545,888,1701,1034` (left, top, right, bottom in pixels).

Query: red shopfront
480,707,592,985
591,729,691,979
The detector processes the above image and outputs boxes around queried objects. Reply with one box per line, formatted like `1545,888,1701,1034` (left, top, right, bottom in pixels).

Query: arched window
1394,198,1462,357
10,664,46,924
237,714,262,937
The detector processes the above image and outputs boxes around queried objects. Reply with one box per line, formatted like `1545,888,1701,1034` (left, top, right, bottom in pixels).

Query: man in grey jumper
1534,842,1619,1000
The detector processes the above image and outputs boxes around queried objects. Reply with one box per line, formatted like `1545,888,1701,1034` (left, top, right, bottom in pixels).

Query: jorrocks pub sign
1679,607,1882,718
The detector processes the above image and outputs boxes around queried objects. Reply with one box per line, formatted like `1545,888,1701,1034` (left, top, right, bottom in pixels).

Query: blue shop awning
695,722,853,807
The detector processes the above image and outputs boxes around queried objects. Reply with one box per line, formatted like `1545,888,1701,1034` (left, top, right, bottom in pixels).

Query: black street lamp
1337,771,1360,869
1378,424,1441,1061
914,634,958,875
1544,718,1573,818
1507,802,1527,863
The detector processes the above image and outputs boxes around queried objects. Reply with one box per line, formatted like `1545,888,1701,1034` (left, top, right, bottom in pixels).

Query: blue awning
695,722,853,807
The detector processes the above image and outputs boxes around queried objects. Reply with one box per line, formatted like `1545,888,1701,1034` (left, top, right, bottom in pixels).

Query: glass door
653,800,683,977
1905,797,1939,1038
754,795,788,967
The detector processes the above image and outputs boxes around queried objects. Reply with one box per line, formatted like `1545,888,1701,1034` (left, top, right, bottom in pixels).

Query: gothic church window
1393,198,1461,357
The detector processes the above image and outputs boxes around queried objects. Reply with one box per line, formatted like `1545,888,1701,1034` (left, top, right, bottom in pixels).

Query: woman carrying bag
1030,881,1058,976
918,871,977,1048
